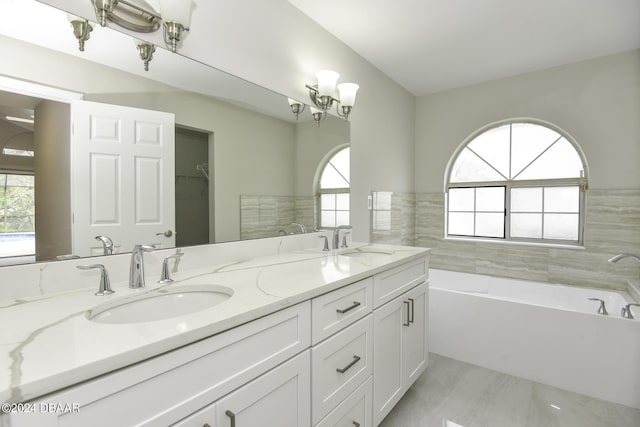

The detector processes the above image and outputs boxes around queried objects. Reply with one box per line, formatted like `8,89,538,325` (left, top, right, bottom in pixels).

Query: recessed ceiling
289,0,640,96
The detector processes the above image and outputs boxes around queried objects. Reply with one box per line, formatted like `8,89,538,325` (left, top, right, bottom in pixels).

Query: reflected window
446,121,587,245
318,147,350,228
0,174,35,257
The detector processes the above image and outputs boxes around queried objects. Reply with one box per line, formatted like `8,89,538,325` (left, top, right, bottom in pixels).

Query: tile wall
372,189,640,291
240,195,315,240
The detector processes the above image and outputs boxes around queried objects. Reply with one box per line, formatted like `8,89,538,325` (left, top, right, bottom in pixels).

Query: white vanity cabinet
372,267,428,426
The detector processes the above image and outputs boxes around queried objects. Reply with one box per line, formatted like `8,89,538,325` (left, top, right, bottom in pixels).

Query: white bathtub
429,269,640,409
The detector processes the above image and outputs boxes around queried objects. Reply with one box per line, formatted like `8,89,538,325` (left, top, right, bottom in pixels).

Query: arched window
318,146,350,228
445,120,588,245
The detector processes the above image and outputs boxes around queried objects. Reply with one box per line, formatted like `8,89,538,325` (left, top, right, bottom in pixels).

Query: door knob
156,230,173,237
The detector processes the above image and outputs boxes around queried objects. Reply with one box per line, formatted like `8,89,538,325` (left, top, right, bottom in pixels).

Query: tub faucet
333,225,352,250
129,244,155,289
290,222,307,234
95,235,114,255
621,303,640,319
607,253,640,264
588,298,608,315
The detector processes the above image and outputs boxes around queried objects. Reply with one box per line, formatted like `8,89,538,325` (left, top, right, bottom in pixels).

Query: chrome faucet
290,222,307,234
158,253,183,284
588,297,608,315
608,253,640,264
129,244,155,289
77,264,114,296
621,303,640,319
333,225,352,250
95,235,114,255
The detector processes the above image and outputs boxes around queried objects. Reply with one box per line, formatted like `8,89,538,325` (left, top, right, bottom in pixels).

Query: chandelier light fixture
89,0,195,53
306,70,359,121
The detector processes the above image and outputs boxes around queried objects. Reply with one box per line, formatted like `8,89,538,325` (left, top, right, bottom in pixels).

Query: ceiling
289,0,640,96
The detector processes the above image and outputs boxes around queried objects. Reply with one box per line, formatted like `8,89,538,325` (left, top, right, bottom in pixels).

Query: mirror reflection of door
71,100,176,257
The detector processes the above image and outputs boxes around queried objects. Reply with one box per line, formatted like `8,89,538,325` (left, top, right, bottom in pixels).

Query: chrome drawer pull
353,422,361,427
336,301,361,314
408,298,415,324
336,355,361,373
225,410,236,427
403,300,410,326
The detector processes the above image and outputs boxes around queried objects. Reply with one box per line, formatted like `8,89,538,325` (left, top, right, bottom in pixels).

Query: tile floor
379,354,640,427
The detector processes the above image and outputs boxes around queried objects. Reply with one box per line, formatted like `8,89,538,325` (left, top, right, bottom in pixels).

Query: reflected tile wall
371,191,416,246
410,189,640,290
240,195,315,240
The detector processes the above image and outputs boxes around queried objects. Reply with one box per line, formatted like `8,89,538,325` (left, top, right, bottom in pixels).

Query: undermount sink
339,248,394,258
87,285,233,324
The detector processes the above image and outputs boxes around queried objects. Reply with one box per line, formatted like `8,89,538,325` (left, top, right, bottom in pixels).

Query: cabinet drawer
23,302,310,427
315,376,372,427
311,315,373,425
312,277,373,344
373,257,428,308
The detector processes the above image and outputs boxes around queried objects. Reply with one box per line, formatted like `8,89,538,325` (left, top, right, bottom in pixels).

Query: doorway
175,127,211,247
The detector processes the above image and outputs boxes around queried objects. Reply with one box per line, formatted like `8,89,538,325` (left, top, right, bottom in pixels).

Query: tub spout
587,298,608,315
608,253,640,264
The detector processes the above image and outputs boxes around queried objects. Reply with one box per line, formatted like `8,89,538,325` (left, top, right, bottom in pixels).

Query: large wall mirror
0,0,350,266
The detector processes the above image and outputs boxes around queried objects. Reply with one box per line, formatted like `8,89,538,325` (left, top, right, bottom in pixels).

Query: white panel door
71,100,175,256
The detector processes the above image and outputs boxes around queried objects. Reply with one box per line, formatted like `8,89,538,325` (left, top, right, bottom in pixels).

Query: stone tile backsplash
373,189,640,291
240,195,315,240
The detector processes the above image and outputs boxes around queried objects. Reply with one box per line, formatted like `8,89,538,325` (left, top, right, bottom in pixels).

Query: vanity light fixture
306,70,359,121
89,0,195,53
68,14,95,52
287,98,306,120
310,106,326,127
134,38,156,71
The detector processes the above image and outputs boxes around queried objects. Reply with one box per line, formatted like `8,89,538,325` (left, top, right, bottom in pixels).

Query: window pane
320,165,349,189
516,138,583,180
336,193,350,210
510,123,561,179
467,124,510,179
511,213,542,238
475,187,505,211
544,213,579,240
336,210,350,226
448,212,474,236
321,211,335,228
450,148,505,183
321,193,335,210
373,211,391,231
511,187,542,212
448,188,474,211
476,213,504,237
544,187,579,213
329,147,350,184
373,191,392,210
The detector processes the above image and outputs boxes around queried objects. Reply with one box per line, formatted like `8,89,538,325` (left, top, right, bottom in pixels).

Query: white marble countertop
0,242,428,404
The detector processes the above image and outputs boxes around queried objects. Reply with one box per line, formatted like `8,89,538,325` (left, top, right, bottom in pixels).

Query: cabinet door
372,296,404,426
172,403,216,427
403,282,428,386
215,350,310,427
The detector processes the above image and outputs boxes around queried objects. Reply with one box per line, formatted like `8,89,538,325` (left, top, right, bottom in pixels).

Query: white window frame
444,118,589,246
316,145,350,229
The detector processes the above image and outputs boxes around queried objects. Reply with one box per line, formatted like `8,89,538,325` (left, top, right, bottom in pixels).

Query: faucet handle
319,235,329,251
621,303,640,319
588,298,608,315
158,253,183,284
77,264,114,296
134,244,155,252
341,231,351,248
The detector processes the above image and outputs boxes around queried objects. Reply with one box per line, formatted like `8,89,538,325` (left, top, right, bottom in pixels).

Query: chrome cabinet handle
156,230,173,237
336,301,361,314
408,298,415,324
225,410,235,427
336,355,361,374
353,422,360,427
403,300,411,326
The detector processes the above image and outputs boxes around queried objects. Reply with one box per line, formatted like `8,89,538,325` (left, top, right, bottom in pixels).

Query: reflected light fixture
134,38,156,71
67,14,95,51
310,107,326,127
306,70,359,121
89,0,195,53
287,98,306,120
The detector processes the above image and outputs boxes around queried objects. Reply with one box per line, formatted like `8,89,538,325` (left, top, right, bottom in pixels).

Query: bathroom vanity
0,236,429,427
